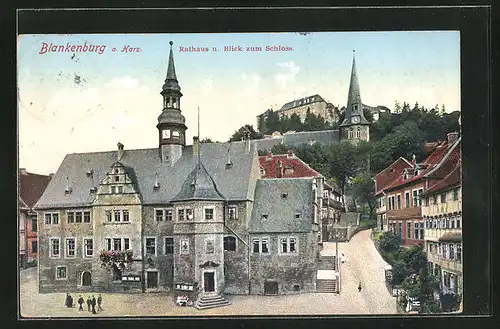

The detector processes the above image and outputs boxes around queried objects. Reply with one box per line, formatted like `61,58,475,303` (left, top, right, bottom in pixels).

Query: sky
18,31,460,174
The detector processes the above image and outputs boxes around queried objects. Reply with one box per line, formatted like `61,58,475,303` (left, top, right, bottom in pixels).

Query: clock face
162,129,171,139
172,131,180,138
352,116,360,123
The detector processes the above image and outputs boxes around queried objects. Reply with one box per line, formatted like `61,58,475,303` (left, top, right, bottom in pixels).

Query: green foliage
378,231,401,253
200,137,214,143
228,124,263,142
439,292,461,312
401,268,440,310
258,108,331,135
351,171,376,217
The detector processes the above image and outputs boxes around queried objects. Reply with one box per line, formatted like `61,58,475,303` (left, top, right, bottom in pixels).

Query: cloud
274,61,300,90
106,76,140,89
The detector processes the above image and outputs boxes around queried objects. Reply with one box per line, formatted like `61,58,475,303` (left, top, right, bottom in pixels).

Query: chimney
244,131,251,154
20,168,27,175
277,160,283,178
411,154,416,166
117,142,124,161
267,151,273,160
287,150,295,158
49,173,54,179
193,136,199,157
447,132,459,144
225,149,233,169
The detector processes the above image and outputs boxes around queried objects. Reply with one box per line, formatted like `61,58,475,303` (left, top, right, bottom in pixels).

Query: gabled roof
383,138,460,192
259,153,322,179
374,157,413,196
421,152,461,197
171,162,225,202
19,197,29,210
249,178,314,233
19,170,52,208
279,94,326,112
35,142,257,209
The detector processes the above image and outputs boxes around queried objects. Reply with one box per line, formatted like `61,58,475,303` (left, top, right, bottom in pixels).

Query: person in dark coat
68,294,73,307
91,295,97,314
97,294,103,311
358,282,362,292
65,293,71,307
86,296,92,312
77,295,85,311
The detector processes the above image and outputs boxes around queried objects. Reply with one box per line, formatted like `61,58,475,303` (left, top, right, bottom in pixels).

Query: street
20,229,396,317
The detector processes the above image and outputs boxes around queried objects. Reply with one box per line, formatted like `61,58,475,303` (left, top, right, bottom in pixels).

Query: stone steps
195,294,230,310
319,256,336,270
316,279,337,293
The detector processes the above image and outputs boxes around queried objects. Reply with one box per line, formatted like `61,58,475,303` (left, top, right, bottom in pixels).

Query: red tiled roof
374,157,413,196
383,139,459,192
19,170,52,208
422,160,461,196
19,197,29,210
259,153,321,179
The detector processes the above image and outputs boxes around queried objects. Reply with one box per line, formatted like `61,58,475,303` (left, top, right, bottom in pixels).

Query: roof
259,152,322,179
34,142,258,209
383,138,460,192
374,157,413,196
171,162,225,202
19,197,29,210
249,178,314,233
19,170,52,208
438,232,462,242
340,53,370,126
421,156,461,197
251,129,340,151
279,94,326,112
161,41,181,93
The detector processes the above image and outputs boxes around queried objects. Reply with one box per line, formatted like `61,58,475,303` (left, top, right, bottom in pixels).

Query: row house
258,150,344,243
375,132,461,247
34,42,321,306
18,168,52,268
421,139,462,298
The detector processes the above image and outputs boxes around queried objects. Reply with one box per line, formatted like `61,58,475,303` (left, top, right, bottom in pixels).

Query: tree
351,171,376,220
200,137,214,143
401,268,440,312
326,140,360,194
379,231,401,252
228,124,263,142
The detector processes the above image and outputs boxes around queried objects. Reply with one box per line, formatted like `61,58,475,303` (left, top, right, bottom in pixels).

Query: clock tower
157,41,188,165
340,50,370,143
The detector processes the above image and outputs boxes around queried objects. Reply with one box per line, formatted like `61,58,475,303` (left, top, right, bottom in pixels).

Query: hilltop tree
351,171,376,219
228,124,263,142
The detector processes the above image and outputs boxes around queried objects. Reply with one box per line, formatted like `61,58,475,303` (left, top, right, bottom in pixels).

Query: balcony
427,252,463,274
422,200,462,217
376,205,386,214
425,228,462,241
386,206,422,220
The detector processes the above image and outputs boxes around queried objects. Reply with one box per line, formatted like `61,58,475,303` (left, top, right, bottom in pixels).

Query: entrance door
82,271,92,286
264,281,278,295
203,272,215,292
146,271,158,289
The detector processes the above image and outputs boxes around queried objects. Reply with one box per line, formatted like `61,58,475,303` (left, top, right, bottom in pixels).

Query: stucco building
34,42,322,307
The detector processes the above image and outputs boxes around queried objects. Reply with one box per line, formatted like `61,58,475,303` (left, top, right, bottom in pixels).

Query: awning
438,232,462,242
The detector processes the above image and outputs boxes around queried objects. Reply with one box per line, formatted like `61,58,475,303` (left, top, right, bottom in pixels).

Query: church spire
341,50,369,127
161,41,182,95
166,41,177,81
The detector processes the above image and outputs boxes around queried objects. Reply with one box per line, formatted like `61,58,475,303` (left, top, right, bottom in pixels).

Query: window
405,192,411,208
451,217,455,229
165,237,174,254
433,196,438,205
252,238,269,254
457,244,462,262
356,128,361,138
453,188,459,201
204,208,214,220
388,196,395,210
228,206,237,220
414,222,419,240
105,238,112,251
165,209,173,221
442,244,447,258
114,210,121,222
124,238,130,251
206,239,215,254
110,186,116,194
32,241,38,253
145,238,156,255
280,237,298,253
178,209,185,221
456,216,461,229
56,266,67,280
106,211,112,222
417,189,423,206
83,211,91,223
419,222,424,239
407,222,412,239
123,210,129,222
31,216,37,232
396,195,401,209
449,244,455,260
67,212,74,223
117,186,123,194
412,190,418,207
180,239,189,254
156,209,164,221
425,197,429,206
75,212,82,223
223,236,236,251
398,223,402,238
440,193,446,203
445,217,450,229
84,238,93,257
50,238,60,257
65,238,76,257
295,212,301,219
186,208,193,220
45,213,59,225
113,238,122,251
433,219,437,229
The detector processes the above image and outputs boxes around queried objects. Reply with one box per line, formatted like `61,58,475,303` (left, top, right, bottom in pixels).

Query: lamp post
334,232,340,294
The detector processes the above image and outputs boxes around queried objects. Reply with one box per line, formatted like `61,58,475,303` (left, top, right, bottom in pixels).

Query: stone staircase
195,294,230,310
319,255,337,271
316,279,338,293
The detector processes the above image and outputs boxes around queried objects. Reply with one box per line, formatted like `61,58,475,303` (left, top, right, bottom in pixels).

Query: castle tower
157,41,187,165
340,51,370,143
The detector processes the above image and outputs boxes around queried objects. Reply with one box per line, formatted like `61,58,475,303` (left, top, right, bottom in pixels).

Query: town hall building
34,41,323,308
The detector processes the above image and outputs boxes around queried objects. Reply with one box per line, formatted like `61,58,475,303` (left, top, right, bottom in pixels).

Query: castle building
34,42,321,307
253,52,371,151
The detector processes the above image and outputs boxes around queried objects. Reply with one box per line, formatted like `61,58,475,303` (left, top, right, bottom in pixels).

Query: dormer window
114,169,119,174
284,166,294,175
282,193,288,199
260,168,266,176
295,212,301,219
262,214,268,220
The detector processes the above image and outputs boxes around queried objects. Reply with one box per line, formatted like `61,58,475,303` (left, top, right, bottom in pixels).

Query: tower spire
166,41,177,81
347,49,362,111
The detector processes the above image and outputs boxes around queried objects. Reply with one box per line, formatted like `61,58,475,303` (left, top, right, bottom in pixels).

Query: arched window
356,128,361,138
223,236,236,251
348,128,353,139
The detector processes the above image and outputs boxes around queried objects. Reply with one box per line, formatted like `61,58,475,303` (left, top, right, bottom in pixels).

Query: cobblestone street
20,228,396,317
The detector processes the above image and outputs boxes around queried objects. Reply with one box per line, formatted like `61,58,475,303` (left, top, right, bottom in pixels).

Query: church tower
340,51,370,143
157,41,187,165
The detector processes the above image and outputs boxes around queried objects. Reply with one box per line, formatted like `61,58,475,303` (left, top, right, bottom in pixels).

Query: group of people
65,293,103,314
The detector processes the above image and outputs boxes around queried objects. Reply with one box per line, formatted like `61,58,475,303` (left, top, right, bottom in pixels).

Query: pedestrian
97,294,103,311
91,295,97,314
77,295,84,311
86,296,92,312
68,293,73,308
358,282,362,292
341,253,346,263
